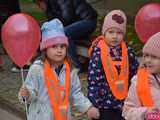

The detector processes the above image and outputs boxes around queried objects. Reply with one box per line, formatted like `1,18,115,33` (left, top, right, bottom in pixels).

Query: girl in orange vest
123,32,160,120
88,10,139,120
18,18,100,120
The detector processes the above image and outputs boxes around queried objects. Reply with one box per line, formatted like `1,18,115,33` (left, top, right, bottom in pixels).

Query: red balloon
1,13,40,67
135,3,160,43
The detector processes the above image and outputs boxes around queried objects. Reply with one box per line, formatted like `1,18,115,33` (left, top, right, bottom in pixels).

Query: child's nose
145,56,152,62
113,33,118,38
57,47,62,52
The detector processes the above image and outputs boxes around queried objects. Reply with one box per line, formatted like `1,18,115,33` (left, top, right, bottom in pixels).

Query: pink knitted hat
40,19,68,51
102,10,127,35
143,32,160,58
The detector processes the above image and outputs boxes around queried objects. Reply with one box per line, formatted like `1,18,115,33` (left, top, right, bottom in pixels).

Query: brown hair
39,48,75,70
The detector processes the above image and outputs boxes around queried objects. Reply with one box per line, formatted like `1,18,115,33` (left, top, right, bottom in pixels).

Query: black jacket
0,0,20,24
44,0,97,26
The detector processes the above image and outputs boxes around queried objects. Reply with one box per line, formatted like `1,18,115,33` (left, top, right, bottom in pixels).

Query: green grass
23,11,46,21
126,25,144,56
19,0,47,21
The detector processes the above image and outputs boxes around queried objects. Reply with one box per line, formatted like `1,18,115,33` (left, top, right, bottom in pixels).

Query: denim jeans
64,19,97,68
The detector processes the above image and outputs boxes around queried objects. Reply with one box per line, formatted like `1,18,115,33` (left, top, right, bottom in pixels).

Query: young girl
122,32,160,120
87,10,139,120
19,18,99,120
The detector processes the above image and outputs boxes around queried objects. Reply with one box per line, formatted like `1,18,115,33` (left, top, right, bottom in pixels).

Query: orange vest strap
44,59,70,120
112,61,122,66
98,37,129,100
88,35,104,57
136,68,153,107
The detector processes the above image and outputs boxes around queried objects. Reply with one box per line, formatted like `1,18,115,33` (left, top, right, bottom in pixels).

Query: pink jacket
122,75,160,120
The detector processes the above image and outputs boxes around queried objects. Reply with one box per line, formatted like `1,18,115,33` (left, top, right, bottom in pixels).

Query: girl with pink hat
18,18,99,120
123,32,160,120
88,10,139,120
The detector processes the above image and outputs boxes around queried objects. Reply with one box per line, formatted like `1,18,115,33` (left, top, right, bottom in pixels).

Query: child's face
104,27,124,47
143,53,160,74
46,44,67,64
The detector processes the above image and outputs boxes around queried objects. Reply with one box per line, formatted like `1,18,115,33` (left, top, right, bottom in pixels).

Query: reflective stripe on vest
98,36,129,100
137,68,153,107
44,59,70,120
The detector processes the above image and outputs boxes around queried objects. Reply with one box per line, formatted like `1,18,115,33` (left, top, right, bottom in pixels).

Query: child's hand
87,106,100,120
19,86,30,99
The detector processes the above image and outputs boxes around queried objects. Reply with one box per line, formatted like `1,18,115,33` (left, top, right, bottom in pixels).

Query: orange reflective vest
98,36,129,100
136,68,153,107
44,59,70,120
88,37,100,56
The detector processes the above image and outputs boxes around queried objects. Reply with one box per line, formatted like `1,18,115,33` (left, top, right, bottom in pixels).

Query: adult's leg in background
64,19,96,68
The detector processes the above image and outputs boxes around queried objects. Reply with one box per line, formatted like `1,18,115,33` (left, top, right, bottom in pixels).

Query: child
87,10,139,120
19,18,100,120
122,32,160,120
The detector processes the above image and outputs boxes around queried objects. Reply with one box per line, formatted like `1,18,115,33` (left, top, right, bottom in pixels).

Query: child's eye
143,54,148,58
60,44,66,48
108,30,114,34
151,55,159,59
117,31,123,34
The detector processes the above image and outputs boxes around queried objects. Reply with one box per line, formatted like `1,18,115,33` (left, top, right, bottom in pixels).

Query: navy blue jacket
88,44,139,109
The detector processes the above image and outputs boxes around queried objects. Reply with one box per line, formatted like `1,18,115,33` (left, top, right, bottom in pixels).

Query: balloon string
21,68,29,119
